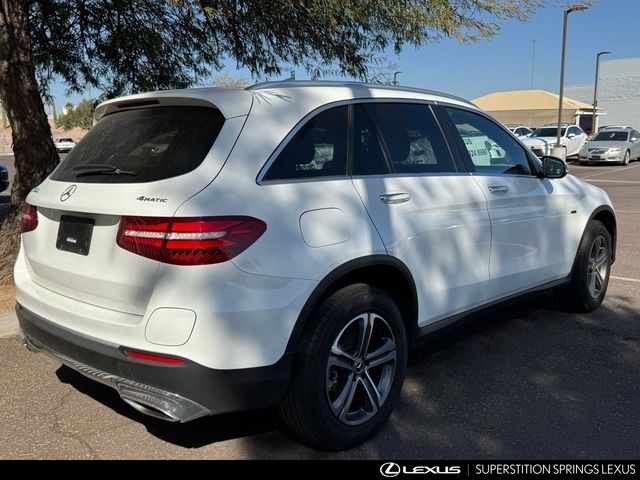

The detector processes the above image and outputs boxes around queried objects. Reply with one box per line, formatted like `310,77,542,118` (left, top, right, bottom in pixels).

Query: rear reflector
117,216,266,265
21,203,38,233
124,350,186,365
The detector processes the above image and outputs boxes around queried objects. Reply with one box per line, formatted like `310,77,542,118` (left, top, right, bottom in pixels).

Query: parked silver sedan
579,127,640,165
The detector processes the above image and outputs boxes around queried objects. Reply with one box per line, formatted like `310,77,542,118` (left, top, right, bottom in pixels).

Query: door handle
379,193,411,205
488,184,509,194
488,185,509,194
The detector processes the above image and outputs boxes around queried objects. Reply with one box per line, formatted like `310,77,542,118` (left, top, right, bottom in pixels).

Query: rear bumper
17,303,293,422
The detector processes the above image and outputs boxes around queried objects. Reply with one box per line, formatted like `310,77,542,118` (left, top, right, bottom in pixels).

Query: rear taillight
21,203,38,233
116,216,267,265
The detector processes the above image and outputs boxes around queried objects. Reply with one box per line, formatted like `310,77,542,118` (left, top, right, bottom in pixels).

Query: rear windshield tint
51,106,225,183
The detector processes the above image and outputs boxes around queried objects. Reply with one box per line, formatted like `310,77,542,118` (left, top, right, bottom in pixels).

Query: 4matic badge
137,196,168,203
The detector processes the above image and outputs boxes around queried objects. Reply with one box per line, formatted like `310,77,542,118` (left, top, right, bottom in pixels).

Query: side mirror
567,133,576,139
542,156,567,179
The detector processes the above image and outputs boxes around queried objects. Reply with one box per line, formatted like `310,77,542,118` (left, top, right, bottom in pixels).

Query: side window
263,106,348,181
568,126,580,136
632,130,640,141
363,103,456,174
445,107,533,176
352,105,390,176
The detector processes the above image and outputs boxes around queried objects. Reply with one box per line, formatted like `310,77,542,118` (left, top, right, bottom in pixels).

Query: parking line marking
611,275,640,284
586,179,640,184
579,163,640,180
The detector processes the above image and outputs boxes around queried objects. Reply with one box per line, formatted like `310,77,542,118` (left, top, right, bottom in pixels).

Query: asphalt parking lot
0,157,638,459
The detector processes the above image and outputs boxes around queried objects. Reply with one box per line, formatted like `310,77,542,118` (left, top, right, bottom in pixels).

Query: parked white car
506,124,533,138
578,127,640,165
523,124,588,158
54,137,76,153
16,82,616,450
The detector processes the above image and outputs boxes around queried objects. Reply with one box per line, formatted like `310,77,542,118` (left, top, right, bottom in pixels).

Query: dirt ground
0,284,15,314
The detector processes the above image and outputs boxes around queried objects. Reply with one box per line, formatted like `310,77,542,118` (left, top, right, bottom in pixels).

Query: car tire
278,283,408,451
621,150,630,166
556,220,611,313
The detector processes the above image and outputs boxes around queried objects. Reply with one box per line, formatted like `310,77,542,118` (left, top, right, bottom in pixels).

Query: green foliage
212,73,250,88
56,99,96,131
28,0,542,97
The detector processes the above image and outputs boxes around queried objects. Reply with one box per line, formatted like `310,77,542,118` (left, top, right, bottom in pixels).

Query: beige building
473,89,600,131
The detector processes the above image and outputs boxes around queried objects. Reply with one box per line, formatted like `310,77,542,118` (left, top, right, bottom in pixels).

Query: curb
0,310,18,338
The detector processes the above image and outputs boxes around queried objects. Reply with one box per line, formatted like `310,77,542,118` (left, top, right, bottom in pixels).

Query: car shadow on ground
54,289,594,452
55,287,640,457
55,365,283,447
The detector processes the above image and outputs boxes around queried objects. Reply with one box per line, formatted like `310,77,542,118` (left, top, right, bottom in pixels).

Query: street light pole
530,39,536,90
392,71,402,86
554,4,589,156
592,51,611,135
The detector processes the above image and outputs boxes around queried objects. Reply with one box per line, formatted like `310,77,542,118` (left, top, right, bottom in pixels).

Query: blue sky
50,0,639,111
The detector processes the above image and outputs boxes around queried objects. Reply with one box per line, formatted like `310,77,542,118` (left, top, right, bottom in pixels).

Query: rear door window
363,103,455,174
51,106,225,183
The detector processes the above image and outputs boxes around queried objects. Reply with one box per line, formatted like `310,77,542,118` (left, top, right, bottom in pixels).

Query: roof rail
246,80,474,106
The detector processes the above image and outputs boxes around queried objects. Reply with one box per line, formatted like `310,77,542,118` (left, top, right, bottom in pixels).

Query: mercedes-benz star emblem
60,184,77,202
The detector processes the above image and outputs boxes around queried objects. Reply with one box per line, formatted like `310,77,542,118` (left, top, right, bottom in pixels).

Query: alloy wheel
587,234,608,299
325,313,397,426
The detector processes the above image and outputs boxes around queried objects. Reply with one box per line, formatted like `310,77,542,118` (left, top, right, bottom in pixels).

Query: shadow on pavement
55,288,640,458
55,365,283,448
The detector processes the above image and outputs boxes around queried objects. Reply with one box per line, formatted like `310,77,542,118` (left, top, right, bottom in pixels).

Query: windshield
592,131,629,142
532,127,565,138
51,106,225,184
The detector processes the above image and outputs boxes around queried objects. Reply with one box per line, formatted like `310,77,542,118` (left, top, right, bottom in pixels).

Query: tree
212,73,250,88
0,0,543,282
57,99,96,131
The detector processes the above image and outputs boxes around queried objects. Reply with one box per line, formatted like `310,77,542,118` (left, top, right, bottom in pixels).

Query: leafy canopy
56,99,96,131
29,0,541,97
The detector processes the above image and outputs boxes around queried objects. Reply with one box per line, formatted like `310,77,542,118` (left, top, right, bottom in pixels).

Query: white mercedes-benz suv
15,82,616,450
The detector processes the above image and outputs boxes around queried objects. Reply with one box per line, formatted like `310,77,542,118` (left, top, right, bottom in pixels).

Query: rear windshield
51,106,225,183
532,127,565,137
592,131,629,142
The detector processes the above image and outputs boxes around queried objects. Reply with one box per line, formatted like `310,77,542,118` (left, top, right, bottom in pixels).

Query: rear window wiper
73,164,137,177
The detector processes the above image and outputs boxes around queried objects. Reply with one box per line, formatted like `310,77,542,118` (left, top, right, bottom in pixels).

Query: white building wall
566,57,640,130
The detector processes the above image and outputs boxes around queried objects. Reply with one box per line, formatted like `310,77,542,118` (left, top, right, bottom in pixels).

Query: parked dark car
0,163,9,193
